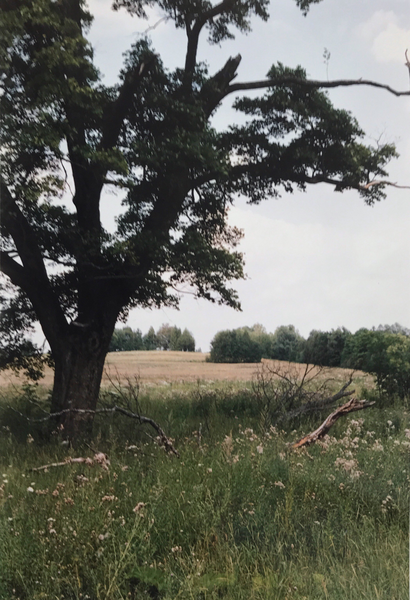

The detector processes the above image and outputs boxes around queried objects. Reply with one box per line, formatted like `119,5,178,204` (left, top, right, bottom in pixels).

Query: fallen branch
9,405,180,458
291,397,375,449
31,452,110,472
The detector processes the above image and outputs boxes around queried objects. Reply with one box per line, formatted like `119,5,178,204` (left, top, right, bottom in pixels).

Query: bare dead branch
227,76,410,98
280,378,355,423
31,452,110,472
290,397,375,449
9,405,180,458
253,361,359,431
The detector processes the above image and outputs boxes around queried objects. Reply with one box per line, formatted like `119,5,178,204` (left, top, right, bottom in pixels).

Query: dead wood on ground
291,397,375,449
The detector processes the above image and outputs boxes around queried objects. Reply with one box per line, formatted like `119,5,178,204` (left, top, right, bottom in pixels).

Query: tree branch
290,397,375,449
226,76,410,101
100,53,158,152
0,179,69,348
201,54,242,115
300,174,410,192
11,405,180,457
183,0,236,90
279,378,355,423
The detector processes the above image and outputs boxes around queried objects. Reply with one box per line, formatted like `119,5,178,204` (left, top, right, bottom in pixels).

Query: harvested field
0,350,373,388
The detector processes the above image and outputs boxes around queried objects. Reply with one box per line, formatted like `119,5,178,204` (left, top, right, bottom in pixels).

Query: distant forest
208,323,410,400
109,324,196,353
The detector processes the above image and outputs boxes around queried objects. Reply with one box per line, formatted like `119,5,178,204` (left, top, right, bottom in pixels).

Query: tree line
209,323,410,399
109,324,196,353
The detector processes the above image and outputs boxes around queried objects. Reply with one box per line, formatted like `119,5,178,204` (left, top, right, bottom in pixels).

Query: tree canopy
0,0,408,440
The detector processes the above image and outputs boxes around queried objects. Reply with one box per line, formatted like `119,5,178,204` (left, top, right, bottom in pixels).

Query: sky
82,0,410,351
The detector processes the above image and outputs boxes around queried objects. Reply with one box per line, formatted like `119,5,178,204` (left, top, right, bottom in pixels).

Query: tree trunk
50,325,112,443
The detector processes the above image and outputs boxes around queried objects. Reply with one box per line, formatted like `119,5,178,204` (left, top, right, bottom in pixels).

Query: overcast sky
85,0,410,351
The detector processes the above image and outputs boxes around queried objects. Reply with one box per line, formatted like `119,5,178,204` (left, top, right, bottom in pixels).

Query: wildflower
133,502,146,513
381,495,395,514
334,457,363,479
35,489,49,495
94,452,110,471
372,440,384,452
274,481,285,489
221,435,233,460
76,475,89,485
206,468,212,473
256,445,263,454
52,489,59,497
27,486,34,493
404,429,410,439
27,434,34,444
64,497,74,506
171,546,182,553
101,495,116,502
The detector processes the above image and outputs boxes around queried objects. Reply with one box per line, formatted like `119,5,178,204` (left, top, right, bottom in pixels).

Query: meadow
0,352,408,599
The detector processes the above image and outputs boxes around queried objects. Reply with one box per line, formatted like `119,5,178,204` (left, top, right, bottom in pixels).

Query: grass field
0,353,407,599
0,351,374,389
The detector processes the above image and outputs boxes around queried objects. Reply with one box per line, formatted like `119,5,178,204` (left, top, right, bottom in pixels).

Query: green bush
209,329,262,363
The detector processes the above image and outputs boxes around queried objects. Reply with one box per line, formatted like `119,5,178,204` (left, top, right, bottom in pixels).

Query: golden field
0,350,373,388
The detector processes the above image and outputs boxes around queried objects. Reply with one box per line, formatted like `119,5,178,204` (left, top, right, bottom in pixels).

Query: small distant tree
169,327,183,350
270,325,304,362
341,328,374,371
143,327,158,351
303,330,330,365
156,324,175,350
177,328,196,352
243,324,273,358
327,328,351,367
109,326,143,352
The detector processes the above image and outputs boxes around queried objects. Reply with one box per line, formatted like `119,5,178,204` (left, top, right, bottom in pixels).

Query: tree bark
50,323,114,443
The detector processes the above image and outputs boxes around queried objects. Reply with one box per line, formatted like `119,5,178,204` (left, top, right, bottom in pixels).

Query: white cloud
357,11,410,64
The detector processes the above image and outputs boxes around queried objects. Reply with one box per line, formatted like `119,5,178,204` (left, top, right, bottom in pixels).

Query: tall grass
0,381,408,599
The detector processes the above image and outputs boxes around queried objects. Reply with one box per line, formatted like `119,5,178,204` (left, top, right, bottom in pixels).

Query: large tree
0,0,408,440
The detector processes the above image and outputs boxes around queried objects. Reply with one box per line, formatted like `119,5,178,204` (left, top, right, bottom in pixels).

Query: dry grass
0,351,373,390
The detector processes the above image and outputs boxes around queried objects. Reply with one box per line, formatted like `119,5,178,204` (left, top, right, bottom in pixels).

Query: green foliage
342,327,410,400
303,327,351,367
176,328,196,352
109,326,144,352
143,326,159,350
209,328,263,363
270,324,304,362
109,324,196,352
208,324,305,363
